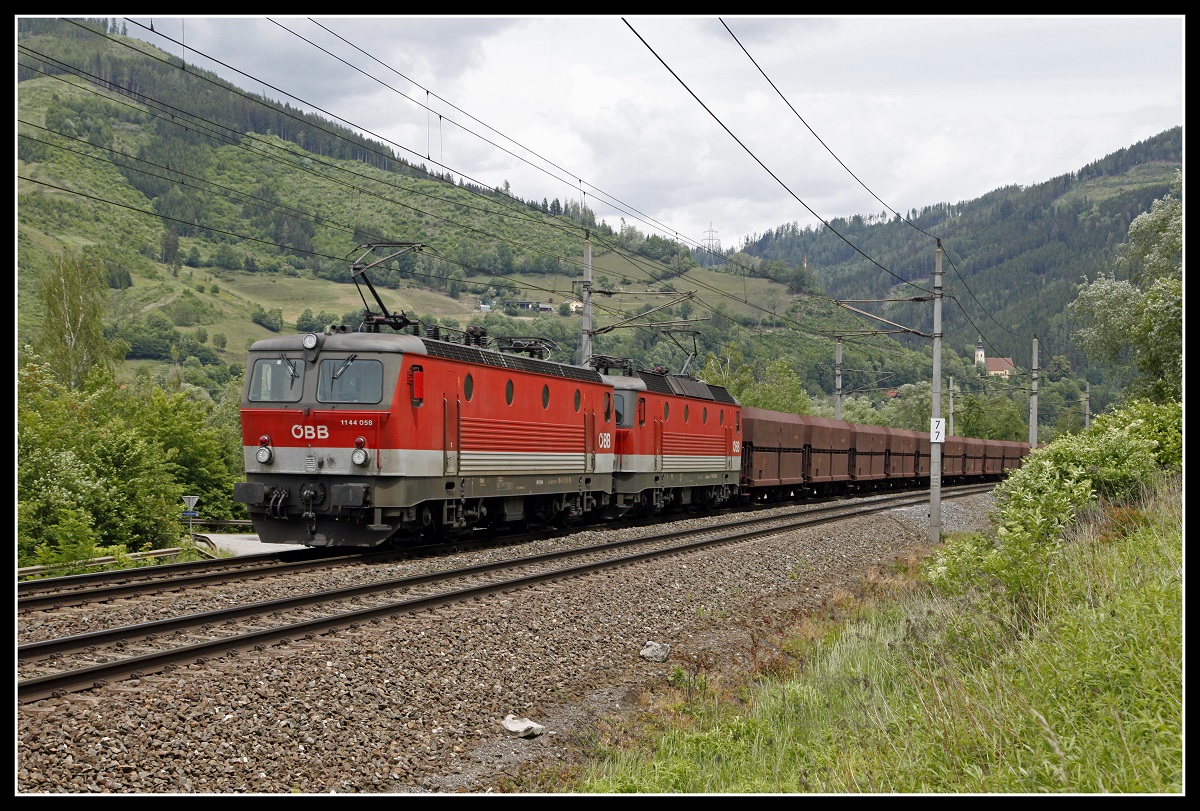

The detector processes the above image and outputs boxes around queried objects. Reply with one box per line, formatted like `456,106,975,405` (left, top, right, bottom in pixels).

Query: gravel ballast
18,493,997,794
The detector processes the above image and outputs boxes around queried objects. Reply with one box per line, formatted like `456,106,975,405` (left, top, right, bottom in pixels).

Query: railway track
17,546,356,612
18,484,992,704
17,483,981,608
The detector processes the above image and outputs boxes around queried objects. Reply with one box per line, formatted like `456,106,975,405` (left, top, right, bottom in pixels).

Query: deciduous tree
33,251,124,389
1070,171,1181,402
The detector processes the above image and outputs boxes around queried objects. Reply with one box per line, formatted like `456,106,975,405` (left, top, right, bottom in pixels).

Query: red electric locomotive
595,358,741,515
233,327,616,547
234,244,616,547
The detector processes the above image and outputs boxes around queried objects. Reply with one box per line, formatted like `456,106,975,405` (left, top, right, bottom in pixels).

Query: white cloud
125,14,1183,250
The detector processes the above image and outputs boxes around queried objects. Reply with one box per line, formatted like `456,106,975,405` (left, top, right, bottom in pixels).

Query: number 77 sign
930,418,946,444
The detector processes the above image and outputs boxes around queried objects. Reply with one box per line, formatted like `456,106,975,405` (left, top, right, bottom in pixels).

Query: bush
251,305,284,332
927,398,1179,602
1090,398,1182,470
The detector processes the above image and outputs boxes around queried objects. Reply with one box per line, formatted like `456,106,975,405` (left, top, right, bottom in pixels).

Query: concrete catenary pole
930,241,943,546
834,338,843,420
1029,336,1039,446
581,230,593,367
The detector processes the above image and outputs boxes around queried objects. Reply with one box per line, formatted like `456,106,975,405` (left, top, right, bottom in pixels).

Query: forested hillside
17,17,1180,431
734,127,1181,377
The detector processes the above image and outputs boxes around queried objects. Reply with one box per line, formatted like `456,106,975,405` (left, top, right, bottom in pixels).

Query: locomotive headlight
255,445,274,464
302,332,319,350
351,447,370,467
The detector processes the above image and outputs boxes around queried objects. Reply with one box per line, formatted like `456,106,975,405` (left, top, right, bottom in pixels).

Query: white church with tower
975,336,1016,379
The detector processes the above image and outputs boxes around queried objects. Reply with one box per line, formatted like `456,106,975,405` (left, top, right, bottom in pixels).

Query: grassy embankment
567,401,1183,794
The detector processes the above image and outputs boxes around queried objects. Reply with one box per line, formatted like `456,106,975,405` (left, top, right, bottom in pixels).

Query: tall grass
575,401,1182,794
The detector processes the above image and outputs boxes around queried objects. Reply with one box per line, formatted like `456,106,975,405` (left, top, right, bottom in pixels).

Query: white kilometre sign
930,418,946,444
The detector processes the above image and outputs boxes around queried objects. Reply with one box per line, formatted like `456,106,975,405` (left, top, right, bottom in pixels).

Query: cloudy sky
124,15,1183,253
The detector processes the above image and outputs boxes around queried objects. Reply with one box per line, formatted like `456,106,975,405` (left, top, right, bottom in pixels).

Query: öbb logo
291,424,329,439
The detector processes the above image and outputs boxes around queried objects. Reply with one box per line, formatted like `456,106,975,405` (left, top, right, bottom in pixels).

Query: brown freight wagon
1002,440,1030,472
982,440,1006,476
883,426,918,483
807,415,854,491
915,431,932,478
962,436,986,476
851,423,888,484
940,435,966,477
740,407,810,497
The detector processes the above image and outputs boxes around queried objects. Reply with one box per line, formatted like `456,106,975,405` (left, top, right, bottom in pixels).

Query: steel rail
18,484,992,703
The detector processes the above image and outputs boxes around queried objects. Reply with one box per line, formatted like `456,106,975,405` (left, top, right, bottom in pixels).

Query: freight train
233,245,1030,548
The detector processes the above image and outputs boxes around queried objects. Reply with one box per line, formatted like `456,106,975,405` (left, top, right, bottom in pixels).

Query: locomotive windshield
248,355,306,402
317,357,383,404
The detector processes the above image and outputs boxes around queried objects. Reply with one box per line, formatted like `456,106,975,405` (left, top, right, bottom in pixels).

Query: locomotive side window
684,405,689,423
505,379,514,405
720,410,725,425
663,402,669,422
638,398,646,426
317,357,382,404
574,389,581,412
703,407,708,424
542,384,550,409
249,356,306,402
464,373,474,401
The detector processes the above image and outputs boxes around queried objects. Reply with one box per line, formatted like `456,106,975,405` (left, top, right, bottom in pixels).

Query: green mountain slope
17,18,1180,427
736,128,1181,371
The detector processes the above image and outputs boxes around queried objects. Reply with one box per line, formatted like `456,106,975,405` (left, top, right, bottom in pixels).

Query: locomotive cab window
248,356,306,402
614,393,630,427
317,357,383,404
